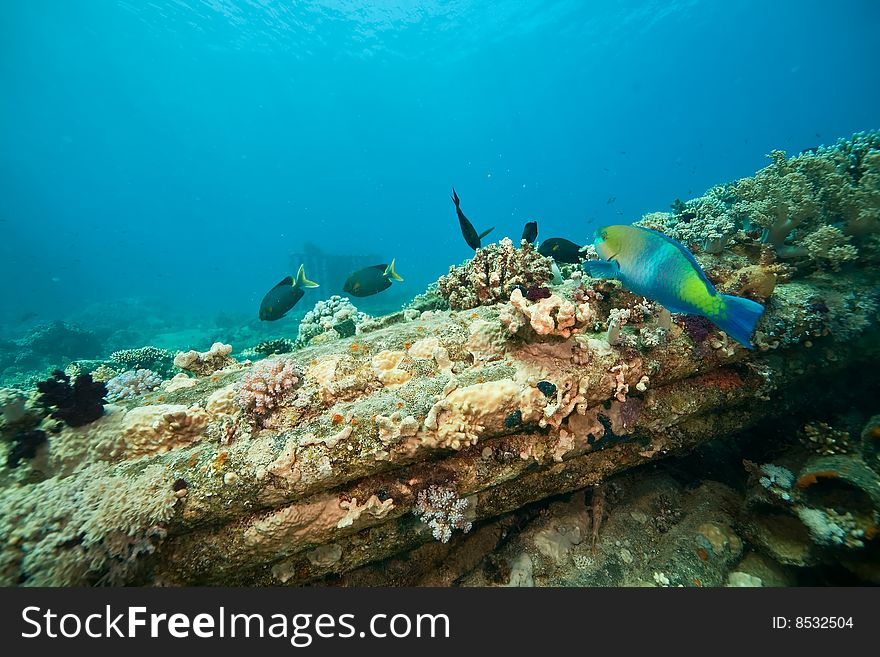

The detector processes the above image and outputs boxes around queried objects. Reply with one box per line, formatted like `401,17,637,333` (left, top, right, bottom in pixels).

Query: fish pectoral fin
385,259,404,283
295,264,320,289
478,226,495,241
582,259,620,280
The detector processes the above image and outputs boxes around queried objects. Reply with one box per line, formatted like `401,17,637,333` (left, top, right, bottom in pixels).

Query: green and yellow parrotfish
583,225,765,348
259,264,319,321
343,259,403,297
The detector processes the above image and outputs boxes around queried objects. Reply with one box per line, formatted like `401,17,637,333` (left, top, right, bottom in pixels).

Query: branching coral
105,369,163,402
637,185,738,253
110,346,175,376
437,238,553,310
295,296,368,347
235,357,303,420
413,485,473,543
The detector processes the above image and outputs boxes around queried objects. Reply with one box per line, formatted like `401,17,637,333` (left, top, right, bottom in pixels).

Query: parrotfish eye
599,230,608,241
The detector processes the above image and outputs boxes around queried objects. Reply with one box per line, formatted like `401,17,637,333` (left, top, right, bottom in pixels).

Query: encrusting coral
173,342,236,376
437,238,553,310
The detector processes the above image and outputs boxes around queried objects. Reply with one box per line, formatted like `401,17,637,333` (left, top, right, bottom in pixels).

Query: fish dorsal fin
272,275,294,289
635,226,715,291
478,226,495,241
384,259,404,283
295,264,319,289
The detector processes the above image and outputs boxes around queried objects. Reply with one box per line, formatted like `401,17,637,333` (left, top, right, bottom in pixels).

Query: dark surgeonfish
521,221,538,244
343,260,403,297
259,264,319,321
451,187,494,250
538,237,584,264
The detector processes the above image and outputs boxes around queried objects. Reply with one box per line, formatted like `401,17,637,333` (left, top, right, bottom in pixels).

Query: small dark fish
343,260,403,297
538,237,584,264
259,264,319,321
607,196,616,204
451,187,494,250
18,311,38,323
521,221,538,244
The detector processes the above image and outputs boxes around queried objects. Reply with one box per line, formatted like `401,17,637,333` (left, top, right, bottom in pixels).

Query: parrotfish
451,188,494,250
259,264,319,321
538,237,584,264
583,225,765,348
343,259,403,297
521,221,538,244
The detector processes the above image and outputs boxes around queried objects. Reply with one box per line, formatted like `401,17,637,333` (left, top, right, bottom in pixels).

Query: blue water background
1,0,878,340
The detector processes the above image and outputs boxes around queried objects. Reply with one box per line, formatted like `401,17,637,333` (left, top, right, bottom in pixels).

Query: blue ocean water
1,0,878,341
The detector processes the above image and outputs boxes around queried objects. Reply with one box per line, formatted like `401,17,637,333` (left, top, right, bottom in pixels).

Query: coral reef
636,131,880,273
105,369,163,402
173,342,236,376
295,296,369,347
0,131,878,587
437,238,553,310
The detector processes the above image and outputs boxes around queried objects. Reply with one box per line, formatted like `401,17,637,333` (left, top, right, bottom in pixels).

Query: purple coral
680,315,714,343
235,357,302,418
413,485,473,543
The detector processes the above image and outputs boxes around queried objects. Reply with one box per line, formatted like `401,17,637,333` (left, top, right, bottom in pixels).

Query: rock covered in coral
1,131,878,587
295,296,368,347
36,370,106,427
173,342,236,376
437,238,553,310
105,369,163,402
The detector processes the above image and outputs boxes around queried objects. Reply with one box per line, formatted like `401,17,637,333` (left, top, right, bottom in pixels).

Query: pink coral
235,358,303,418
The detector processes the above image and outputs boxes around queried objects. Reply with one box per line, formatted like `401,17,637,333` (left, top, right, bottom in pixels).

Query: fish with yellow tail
343,259,404,297
259,264,320,321
583,225,765,348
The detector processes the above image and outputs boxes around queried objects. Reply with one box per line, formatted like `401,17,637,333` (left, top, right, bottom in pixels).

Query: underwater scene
1,1,879,587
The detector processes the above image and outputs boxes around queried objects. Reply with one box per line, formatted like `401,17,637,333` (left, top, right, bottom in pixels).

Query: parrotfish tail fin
478,226,495,241
582,259,620,279
451,187,460,208
295,264,320,289
715,294,765,349
385,259,404,283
